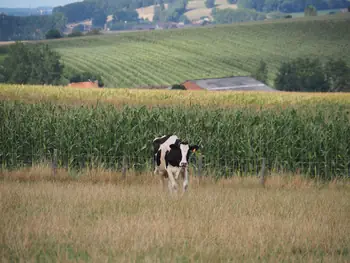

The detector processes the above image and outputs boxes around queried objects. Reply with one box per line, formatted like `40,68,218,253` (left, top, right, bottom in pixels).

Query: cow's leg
183,168,189,192
160,172,167,192
153,166,158,176
166,168,178,192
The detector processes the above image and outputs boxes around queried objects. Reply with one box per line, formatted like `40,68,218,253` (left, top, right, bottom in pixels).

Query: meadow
1,167,350,262
1,84,350,179
42,13,350,88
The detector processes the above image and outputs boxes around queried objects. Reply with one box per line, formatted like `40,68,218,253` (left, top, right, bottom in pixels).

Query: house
175,76,276,91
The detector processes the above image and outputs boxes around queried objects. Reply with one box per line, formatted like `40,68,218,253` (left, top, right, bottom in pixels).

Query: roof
67,81,99,89
183,76,276,91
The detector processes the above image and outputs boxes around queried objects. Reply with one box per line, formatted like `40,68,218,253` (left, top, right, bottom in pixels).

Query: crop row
1,100,350,179
47,14,350,87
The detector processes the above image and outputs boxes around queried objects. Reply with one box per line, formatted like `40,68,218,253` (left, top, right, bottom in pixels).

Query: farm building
67,80,100,89
176,76,275,91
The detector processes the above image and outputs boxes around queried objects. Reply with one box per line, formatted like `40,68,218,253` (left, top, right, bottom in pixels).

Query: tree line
0,42,104,87
253,57,350,92
0,13,66,41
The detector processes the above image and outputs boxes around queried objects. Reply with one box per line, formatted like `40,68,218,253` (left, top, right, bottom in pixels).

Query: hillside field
43,13,350,88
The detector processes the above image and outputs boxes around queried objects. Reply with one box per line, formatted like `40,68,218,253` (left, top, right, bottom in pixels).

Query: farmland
42,13,350,88
1,84,350,179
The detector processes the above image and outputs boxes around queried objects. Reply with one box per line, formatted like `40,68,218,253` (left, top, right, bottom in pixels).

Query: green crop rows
1,100,350,179
46,14,350,88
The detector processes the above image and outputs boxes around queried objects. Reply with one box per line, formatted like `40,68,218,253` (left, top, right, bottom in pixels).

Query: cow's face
170,141,200,167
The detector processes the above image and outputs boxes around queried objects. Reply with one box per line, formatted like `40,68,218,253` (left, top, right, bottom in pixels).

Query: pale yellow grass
1,84,350,109
217,4,238,10
1,166,350,262
188,0,206,9
185,0,237,20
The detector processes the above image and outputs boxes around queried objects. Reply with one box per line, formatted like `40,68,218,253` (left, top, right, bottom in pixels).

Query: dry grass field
1,166,350,262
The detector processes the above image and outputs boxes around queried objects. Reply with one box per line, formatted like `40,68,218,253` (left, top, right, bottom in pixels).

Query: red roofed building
67,80,100,89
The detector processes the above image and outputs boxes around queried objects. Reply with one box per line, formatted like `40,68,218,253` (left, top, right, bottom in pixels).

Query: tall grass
1,100,349,178
1,173,350,262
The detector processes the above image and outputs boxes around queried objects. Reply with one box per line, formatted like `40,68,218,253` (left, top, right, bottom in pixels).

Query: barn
176,76,275,91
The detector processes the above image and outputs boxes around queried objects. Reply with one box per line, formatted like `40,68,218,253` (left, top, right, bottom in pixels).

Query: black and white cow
152,135,179,169
154,137,199,193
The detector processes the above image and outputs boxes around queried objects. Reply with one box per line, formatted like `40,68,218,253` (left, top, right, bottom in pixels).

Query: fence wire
1,150,350,180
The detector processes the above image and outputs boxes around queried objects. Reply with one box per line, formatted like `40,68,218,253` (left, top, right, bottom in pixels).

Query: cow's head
169,139,200,168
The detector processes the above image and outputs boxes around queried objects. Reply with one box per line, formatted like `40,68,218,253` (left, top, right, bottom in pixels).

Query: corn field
1,100,350,179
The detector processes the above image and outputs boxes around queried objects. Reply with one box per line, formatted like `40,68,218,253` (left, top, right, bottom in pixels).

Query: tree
0,64,5,82
205,0,216,8
1,42,64,85
324,58,350,92
212,8,266,24
113,9,139,22
253,60,268,83
45,29,62,39
274,57,329,92
92,9,107,28
304,5,317,16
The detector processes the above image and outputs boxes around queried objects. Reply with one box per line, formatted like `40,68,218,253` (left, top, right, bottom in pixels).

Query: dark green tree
274,57,329,92
0,64,5,82
205,0,216,8
324,58,350,92
92,9,107,27
45,29,62,39
1,42,64,85
253,60,268,83
113,9,139,22
212,8,266,24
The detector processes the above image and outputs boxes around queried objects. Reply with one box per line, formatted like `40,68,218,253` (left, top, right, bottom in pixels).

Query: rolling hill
45,13,350,88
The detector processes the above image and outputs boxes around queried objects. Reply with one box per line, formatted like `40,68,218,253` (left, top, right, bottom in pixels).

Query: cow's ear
174,139,181,146
189,145,200,153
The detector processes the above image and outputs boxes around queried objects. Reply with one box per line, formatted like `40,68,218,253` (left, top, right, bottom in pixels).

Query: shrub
45,29,62,39
68,31,84,37
171,84,186,90
86,29,102,36
252,60,268,83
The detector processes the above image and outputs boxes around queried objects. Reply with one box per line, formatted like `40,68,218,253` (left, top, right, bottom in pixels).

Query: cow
152,135,179,168
154,137,199,193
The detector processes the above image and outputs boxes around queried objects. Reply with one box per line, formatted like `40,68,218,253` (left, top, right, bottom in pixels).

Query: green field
42,13,350,88
1,84,350,179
